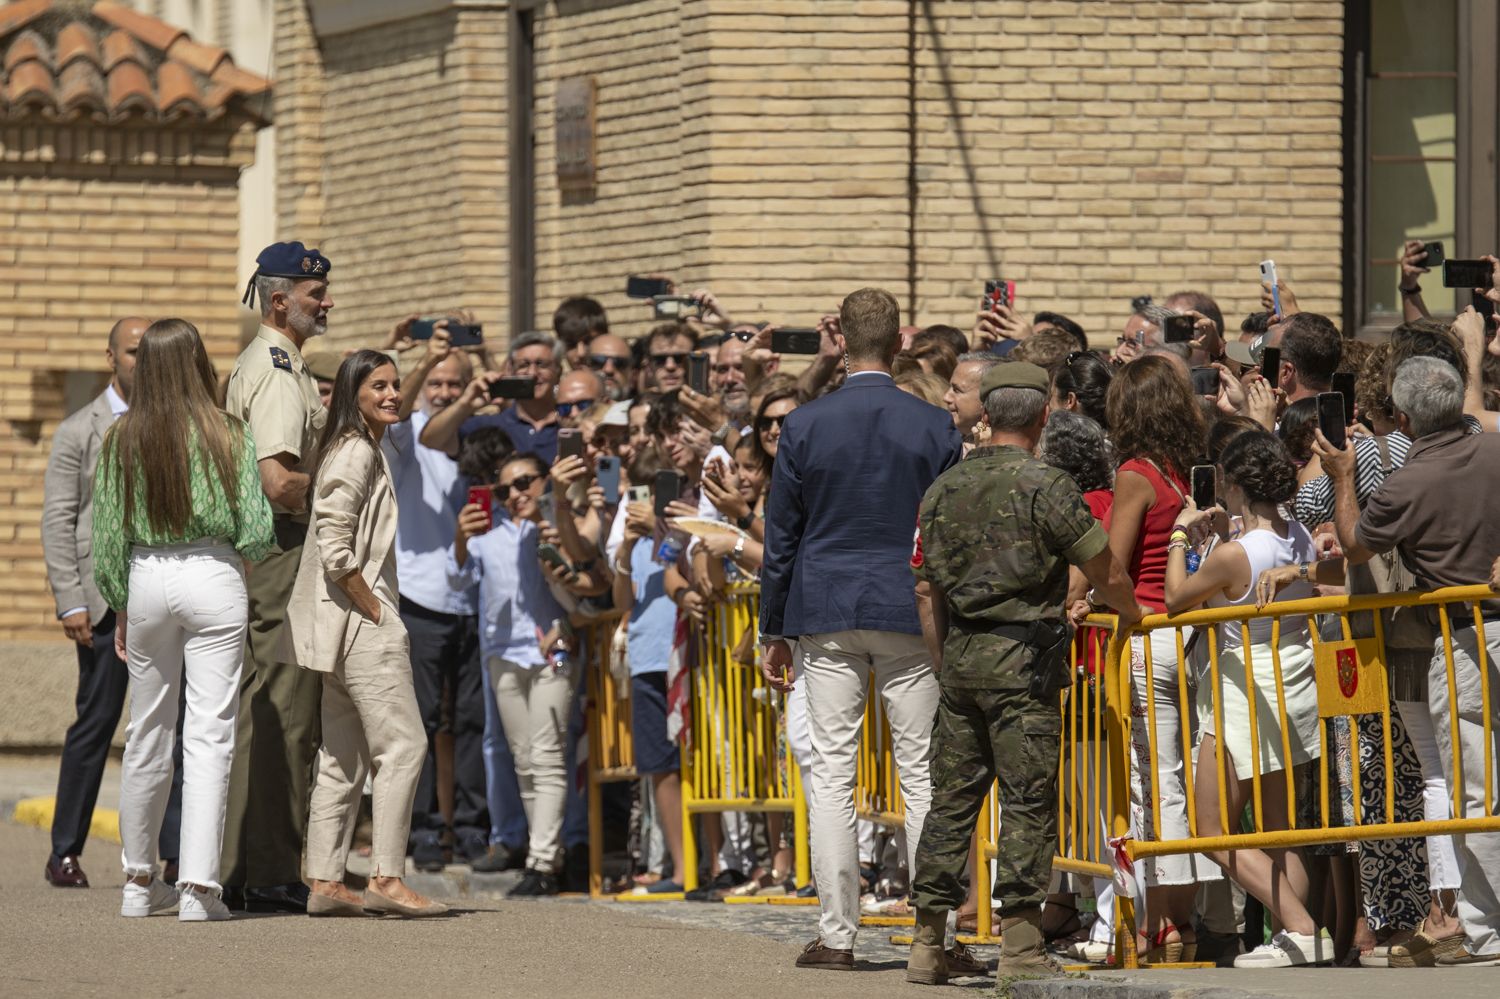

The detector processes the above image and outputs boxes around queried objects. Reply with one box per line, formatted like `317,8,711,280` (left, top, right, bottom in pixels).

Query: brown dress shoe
45,855,89,888
796,938,854,970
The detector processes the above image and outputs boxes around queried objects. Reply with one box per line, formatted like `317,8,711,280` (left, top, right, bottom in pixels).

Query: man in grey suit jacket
41,316,180,887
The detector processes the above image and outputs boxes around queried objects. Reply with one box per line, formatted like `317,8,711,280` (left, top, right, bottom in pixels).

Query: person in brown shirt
1316,354,1500,965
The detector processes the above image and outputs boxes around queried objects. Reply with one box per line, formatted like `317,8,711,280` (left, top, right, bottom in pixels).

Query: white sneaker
121,877,179,917
178,885,232,922
1233,929,1329,968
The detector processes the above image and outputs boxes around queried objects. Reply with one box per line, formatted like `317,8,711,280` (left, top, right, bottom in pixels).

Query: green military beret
979,360,1050,398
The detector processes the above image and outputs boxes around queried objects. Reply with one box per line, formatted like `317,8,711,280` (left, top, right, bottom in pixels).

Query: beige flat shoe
308,891,372,917
362,887,448,918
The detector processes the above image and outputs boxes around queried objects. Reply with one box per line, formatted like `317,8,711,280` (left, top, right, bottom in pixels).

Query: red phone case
467,487,492,529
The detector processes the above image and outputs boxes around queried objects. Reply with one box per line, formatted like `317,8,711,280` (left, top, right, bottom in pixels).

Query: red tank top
1108,458,1186,613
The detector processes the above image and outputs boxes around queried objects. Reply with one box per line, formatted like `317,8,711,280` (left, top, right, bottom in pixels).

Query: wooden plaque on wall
556,76,596,193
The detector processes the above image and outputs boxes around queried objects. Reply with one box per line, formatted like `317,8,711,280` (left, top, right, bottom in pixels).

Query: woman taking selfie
1102,355,1218,961
93,319,274,922
282,350,443,917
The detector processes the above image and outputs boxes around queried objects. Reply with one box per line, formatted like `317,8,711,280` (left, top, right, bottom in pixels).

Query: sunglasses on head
756,413,789,433
495,474,541,500
650,352,688,368
587,354,632,370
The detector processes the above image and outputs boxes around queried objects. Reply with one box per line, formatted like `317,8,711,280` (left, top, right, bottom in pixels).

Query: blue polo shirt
459,405,559,464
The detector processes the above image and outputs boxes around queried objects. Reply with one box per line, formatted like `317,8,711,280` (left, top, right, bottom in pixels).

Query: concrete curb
1010,978,1262,999
7,796,122,844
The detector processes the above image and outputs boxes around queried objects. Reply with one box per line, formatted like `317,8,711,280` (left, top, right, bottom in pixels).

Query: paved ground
5,754,1498,998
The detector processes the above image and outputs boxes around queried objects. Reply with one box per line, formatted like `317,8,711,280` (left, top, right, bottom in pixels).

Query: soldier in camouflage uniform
906,362,1143,985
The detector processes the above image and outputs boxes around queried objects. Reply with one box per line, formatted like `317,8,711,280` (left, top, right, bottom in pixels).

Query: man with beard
220,242,332,912
712,335,753,429
583,333,635,401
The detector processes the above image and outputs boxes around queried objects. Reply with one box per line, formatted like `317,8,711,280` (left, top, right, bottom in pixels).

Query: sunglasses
727,329,757,342
756,413,789,433
586,354,633,370
495,474,541,500
556,400,595,419
650,352,688,368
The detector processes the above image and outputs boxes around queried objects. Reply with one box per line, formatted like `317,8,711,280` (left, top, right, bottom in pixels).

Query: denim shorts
630,671,680,775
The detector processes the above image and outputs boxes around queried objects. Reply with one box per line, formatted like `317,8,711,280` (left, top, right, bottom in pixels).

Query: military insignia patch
270,346,293,371
301,257,312,273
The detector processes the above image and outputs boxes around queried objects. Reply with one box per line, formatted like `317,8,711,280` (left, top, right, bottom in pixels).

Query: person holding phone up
448,452,576,897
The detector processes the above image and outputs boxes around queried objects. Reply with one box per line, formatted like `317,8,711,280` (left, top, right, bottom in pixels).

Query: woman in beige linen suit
281,350,443,918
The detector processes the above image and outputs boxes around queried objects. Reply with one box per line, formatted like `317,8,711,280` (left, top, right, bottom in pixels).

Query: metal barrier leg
681,785,699,893
588,765,604,898
794,776,811,888
972,807,1000,944
1103,632,1140,968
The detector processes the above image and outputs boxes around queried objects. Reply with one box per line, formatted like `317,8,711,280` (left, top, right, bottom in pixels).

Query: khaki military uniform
219,326,327,890
909,445,1108,920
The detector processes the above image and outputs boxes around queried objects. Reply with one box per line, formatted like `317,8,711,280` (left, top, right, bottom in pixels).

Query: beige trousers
490,657,577,874
304,605,425,881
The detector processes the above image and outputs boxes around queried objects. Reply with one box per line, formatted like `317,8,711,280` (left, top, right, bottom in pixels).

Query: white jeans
799,629,939,949
118,543,247,890
491,657,577,874
1430,629,1500,955
1396,698,1463,892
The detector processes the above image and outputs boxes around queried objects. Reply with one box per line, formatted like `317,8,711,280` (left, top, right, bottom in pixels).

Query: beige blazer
42,392,115,625
280,435,398,673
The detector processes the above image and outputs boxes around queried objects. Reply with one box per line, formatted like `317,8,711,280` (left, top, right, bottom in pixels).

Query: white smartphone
1259,259,1281,316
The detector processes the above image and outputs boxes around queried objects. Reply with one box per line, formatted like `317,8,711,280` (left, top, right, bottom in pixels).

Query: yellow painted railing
582,612,633,897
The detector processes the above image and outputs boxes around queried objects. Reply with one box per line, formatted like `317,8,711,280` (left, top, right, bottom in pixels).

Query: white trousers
491,657,577,874
119,543,247,890
799,629,939,949
1396,698,1463,892
1430,630,1500,955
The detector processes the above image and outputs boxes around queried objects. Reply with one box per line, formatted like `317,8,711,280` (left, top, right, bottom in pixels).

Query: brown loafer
308,891,373,917
796,938,854,970
362,887,448,918
45,855,89,888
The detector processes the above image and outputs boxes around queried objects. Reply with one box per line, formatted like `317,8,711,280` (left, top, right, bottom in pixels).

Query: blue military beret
242,241,332,307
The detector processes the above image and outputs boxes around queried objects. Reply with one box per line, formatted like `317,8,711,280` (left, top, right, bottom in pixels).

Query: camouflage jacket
915,445,1108,688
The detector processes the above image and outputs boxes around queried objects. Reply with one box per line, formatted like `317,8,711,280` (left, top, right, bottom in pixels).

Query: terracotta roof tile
0,0,270,124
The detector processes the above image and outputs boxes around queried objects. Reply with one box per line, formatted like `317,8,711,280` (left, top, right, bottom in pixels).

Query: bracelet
1298,561,1310,581
1400,284,1420,296
1169,528,1190,544
1166,541,1189,555
736,513,754,530
669,584,689,604
732,536,746,560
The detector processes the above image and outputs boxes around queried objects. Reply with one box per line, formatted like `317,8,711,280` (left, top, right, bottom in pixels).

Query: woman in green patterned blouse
92,319,274,923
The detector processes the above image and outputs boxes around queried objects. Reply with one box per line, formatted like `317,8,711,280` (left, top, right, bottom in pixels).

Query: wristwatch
711,421,733,446
735,513,755,531
1298,561,1310,581
732,536,746,560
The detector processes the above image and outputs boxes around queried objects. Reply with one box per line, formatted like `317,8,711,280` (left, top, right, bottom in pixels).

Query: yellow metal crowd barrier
680,583,811,893
1095,583,1500,968
582,612,633,897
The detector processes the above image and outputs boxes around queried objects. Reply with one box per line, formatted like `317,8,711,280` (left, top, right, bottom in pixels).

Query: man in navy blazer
760,287,963,969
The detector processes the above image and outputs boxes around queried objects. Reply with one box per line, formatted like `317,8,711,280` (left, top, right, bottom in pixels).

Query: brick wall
277,3,508,355
0,125,254,640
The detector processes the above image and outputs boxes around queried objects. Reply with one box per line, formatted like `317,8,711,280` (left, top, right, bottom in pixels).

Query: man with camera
759,287,962,970
421,332,566,464
905,361,1144,985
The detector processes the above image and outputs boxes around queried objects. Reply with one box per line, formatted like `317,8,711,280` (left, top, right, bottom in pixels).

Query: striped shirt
1293,416,1483,525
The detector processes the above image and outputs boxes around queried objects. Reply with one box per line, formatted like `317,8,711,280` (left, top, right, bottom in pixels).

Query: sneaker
507,868,559,898
795,882,818,899
1233,929,1330,968
410,835,447,874
454,830,490,864
121,877,179,917
470,842,526,874
178,885,231,922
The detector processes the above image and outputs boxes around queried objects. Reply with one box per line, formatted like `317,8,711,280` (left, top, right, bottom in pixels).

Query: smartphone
536,493,556,526
1317,391,1347,450
537,542,571,574
627,275,672,299
1164,315,1196,344
410,318,483,348
982,279,1015,313
628,484,651,506
489,377,536,400
1260,345,1281,383
466,486,492,532
1259,259,1281,315
596,456,622,506
687,351,710,394
1443,259,1493,289
1331,371,1357,424
772,327,821,354
1421,240,1445,270
1190,366,1220,396
1475,290,1497,324
557,427,585,461
652,296,701,320
653,469,683,518
1190,465,1216,511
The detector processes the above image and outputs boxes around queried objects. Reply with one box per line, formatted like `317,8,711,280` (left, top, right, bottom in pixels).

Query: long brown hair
103,319,244,534
1104,354,1206,481
310,349,398,483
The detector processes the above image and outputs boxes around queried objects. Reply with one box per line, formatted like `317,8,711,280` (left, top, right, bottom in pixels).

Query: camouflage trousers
910,683,1061,917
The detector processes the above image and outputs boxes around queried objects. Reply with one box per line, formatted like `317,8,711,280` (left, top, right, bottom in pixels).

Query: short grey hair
1039,411,1113,493
1391,355,1464,439
956,351,1001,372
510,330,565,368
983,385,1048,431
254,275,294,318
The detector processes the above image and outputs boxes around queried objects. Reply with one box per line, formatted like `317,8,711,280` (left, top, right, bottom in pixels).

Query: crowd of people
35,235,1500,982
